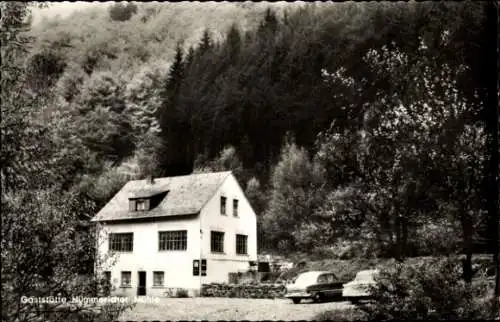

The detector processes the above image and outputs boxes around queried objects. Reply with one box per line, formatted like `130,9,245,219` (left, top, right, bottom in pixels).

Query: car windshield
355,270,377,282
293,272,321,286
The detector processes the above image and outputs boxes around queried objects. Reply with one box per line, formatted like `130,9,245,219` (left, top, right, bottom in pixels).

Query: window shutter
201,259,207,276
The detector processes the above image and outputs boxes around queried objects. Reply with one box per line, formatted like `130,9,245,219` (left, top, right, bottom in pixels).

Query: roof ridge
126,170,233,183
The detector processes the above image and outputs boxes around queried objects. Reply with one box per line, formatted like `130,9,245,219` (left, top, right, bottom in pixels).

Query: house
91,171,257,297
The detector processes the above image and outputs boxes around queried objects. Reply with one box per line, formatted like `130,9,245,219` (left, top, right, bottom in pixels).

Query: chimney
146,175,154,185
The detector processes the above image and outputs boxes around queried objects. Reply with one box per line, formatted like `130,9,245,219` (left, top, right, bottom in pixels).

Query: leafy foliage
260,138,326,252
362,258,497,320
1,3,134,321
319,37,488,258
108,2,138,22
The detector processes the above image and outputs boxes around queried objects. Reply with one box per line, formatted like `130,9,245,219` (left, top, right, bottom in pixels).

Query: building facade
91,171,258,297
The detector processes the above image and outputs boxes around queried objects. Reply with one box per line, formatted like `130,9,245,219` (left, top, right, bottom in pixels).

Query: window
109,233,133,252
136,199,146,211
153,271,164,287
121,271,131,287
317,274,337,283
193,260,200,276
210,231,224,253
159,230,187,251
236,234,248,255
233,199,239,217
326,274,337,282
220,196,227,215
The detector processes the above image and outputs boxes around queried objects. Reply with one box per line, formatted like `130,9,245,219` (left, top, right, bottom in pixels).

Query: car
285,271,345,304
342,269,379,304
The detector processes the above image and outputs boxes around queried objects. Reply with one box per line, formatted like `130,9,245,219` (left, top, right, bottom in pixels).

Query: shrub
315,308,368,321
175,288,189,298
260,271,282,283
361,257,496,320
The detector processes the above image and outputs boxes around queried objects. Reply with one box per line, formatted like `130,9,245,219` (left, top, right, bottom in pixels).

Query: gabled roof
91,171,232,222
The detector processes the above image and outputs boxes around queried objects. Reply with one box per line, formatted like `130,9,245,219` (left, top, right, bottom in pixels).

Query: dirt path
118,297,353,321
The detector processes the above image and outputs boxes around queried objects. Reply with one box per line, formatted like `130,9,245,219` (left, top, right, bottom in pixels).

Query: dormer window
136,199,147,211
127,189,168,213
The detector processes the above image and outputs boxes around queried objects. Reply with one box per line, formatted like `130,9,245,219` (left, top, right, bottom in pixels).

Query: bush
315,308,368,321
175,288,189,298
361,257,496,320
260,271,282,283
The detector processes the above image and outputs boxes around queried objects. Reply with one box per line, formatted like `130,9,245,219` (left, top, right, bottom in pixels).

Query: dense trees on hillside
2,4,498,314
19,1,497,255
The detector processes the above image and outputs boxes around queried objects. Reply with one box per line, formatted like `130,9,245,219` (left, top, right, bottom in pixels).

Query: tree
158,43,188,175
260,138,326,253
245,176,268,217
1,1,53,192
193,145,245,182
124,60,168,144
108,2,138,22
225,23,242,61
54,63,89,103
1,3,133,321
25,46,67,93
198,28,213,56
257,8,279,38
321,37,484,260
184,46,195,69
74,71,135,163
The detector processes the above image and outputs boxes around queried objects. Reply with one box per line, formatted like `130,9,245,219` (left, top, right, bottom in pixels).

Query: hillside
29,2,306,74
8,1,493,257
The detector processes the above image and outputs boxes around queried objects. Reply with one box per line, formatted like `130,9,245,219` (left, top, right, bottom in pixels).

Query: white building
91,171,258,297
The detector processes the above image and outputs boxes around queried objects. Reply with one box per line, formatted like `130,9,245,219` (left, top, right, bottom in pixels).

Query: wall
96,216,201,297
199,174,258,284
201,283,286,299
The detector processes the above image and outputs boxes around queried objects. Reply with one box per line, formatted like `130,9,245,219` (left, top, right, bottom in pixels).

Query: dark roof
91,171,232,222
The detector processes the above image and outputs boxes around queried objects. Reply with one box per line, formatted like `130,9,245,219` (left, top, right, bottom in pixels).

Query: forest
1,1,499,321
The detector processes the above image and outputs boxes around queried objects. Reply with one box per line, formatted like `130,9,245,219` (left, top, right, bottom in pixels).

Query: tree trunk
461,212,474,284
401,215,408,259
395,214,403,262
462,252,473,285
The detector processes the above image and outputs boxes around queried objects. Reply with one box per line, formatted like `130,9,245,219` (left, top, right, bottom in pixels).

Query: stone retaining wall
201,283,286,299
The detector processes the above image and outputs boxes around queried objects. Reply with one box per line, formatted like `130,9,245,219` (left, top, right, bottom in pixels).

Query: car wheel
350,298,360,305
313,293,324,303
292,298,301,304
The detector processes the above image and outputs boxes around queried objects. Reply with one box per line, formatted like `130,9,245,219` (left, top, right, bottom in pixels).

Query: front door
137,271,146,296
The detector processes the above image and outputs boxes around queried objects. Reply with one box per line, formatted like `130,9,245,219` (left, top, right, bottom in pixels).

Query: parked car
285,271,345,304
342,269,379,304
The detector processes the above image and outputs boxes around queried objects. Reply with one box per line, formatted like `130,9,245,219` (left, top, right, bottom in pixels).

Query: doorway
137,271,146,296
